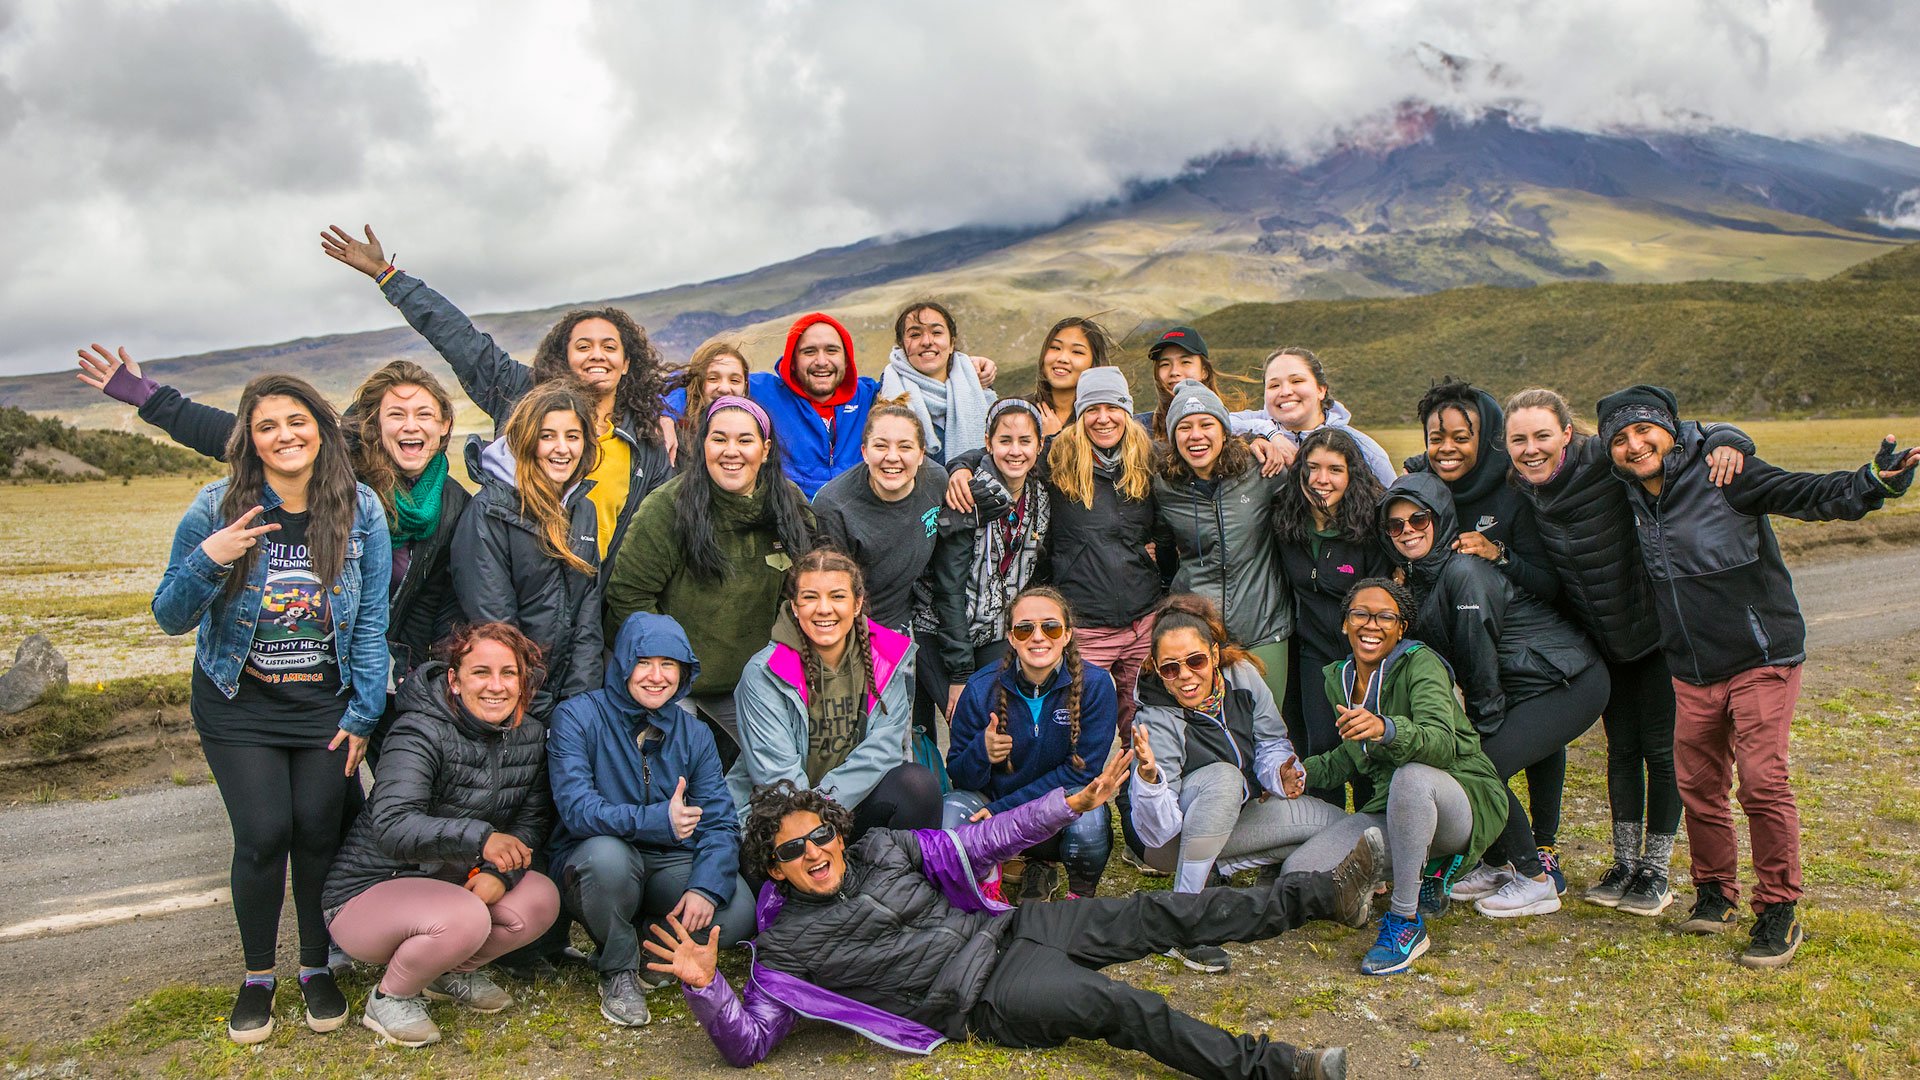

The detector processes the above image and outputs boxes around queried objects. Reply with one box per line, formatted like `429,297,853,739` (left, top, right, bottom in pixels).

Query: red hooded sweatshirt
778,312,859,420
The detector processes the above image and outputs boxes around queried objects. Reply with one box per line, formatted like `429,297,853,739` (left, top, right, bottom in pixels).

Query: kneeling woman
731,549,942,835
945,588,1117,900
1279,579,1508,975
323,622,559,1047
1129,595,1348,974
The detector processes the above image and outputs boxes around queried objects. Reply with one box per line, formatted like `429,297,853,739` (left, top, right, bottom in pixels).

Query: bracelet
375,260,400,287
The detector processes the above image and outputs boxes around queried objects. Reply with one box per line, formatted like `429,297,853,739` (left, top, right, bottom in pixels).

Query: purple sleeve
103,364,158,408
683,970,797,1068
955,788,1077,868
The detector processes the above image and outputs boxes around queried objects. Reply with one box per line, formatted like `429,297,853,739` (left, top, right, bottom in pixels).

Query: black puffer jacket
452,437,604,709
1385,473,1600,736
753,828,1010,1038
1044,463,1169,629
1403,387,1558,602
1514,425,1750,665
322,663,552,914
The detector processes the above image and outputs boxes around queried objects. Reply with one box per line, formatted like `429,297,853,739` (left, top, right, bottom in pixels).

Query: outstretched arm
648,918,796,1068
77,345,237,461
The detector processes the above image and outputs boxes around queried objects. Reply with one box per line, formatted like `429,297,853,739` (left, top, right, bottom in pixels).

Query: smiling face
987,411,1041,483
1174,413,1225,475
899,307,954,379
1152,626,1217,709
1507,406,1572,486
1154,345,1209,397
1081,402,1129,450
1345,585,1406,666
1264,354,1328,431
704,408,768,494
1384,497,1435,561
534,409,586,486
793,323,848,401
1303,447,1350,516
862,414,925,501
1006,593,1070,681
766,808,848,896
1609,421,1674,482
1424,404,1479,482
1042,325,1094,393
626,656,683,710
792,569,860,655
566,316,628,399
701,355,749,403
449,637,523,725
376,383,451,479
249,393,321,485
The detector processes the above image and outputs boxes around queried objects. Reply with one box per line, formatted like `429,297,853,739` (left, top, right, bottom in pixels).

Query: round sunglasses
1384,509,1434,537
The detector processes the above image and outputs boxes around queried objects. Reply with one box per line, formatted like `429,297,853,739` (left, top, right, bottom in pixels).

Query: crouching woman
323,622,559,1047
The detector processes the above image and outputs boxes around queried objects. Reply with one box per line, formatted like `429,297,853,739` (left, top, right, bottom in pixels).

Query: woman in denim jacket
153,374,391,1045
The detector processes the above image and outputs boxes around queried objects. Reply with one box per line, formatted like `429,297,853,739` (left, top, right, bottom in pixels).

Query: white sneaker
1474,872,1562,918
1448,862,1514,901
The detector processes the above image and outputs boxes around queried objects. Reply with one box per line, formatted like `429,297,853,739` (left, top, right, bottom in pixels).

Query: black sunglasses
1384,510,1434,537
772,823,838,864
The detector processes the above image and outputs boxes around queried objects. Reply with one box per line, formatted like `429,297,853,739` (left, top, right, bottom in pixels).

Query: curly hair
436,620,547,728
782,548,883,718
1149,593,1263,678
1416,375,1481,434
1154,414,1256,486
742,779,856,875
1273,427,1389,546
993,587,1086,772
1340,576,1417,636
529,307,667,444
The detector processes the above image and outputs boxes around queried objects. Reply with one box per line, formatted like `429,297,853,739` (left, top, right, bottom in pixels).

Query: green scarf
391,451,448,543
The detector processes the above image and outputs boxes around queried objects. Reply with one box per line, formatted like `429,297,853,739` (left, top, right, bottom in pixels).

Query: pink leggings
329,873,560,997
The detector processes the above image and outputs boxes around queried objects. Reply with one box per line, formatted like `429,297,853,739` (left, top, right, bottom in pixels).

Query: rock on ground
0,634,68,714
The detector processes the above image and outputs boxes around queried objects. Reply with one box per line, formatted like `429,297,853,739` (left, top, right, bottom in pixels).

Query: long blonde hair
1048,412,1154,507
502,381,599,575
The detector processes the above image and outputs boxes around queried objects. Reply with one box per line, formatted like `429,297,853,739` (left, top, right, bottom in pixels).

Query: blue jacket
153,478,391,737
947,660,1116,815
547,613,741,904
748,369,876,499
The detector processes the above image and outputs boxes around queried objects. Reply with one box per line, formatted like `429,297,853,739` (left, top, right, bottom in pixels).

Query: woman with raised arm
324,622,557,1048
151,374,390,1043
452,382,605,714
320,224,671,564
660,340,751,467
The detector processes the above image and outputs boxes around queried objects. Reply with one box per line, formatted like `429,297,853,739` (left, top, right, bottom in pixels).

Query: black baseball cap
1148,326,1208,360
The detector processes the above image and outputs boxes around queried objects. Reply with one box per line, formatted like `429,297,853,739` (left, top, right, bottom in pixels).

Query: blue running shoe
1360,911,1429,976
1418,854,1465,916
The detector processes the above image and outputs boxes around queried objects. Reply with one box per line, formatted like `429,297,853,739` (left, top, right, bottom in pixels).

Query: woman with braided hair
729,549,942,837
945,588,1117,900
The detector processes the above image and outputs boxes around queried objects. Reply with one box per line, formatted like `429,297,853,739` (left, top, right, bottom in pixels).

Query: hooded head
779,313,859,415
1417,379,1509,503
602,612,701,722
1379,472,1460,585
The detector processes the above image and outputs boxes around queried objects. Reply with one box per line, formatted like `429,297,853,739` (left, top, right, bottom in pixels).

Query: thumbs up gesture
984,714,1013,764
668,776,702,840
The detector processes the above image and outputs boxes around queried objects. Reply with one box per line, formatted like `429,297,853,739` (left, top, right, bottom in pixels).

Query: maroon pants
1671,665,1802,910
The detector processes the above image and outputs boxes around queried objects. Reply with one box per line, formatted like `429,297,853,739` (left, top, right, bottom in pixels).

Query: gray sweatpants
1280,762,1473,918
1145,762,1348,892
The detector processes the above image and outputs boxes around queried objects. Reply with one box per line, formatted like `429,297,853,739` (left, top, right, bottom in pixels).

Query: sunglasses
772,823,838,864
1010,619,1066,642
1384,510,1434,537
1346,609,1406,629
1155,651,1214,681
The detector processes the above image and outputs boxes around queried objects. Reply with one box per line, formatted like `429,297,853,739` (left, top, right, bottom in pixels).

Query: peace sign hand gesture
643,912,719,990
201,505,279,567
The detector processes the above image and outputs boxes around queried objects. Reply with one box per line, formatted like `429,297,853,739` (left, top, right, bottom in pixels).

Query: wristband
375,260,400,287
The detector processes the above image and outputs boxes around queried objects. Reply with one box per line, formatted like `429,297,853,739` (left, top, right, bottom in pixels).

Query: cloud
2,0,1918,378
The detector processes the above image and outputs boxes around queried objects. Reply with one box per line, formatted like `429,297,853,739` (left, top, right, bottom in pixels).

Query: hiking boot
1448,861,1514,902
425,969,513,1013
1418,854,1465,917
599,970,651,1027
227,978,276,1045
1537,846,1567,897
298,969,349,1032
1020,861,1059,904
1119,846,1166,877
362,989,439,1048
1293,1045,1349,1079
1167,944,1232,973
1329,826,1385,928
1360,911,1428,976
1474,872,1562,918
1583,860,1636,908
1738,902,1804,969
1678,882,1740,934
1618,866,1675,917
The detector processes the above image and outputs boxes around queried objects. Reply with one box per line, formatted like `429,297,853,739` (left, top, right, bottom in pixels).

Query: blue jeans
943,790,1113,896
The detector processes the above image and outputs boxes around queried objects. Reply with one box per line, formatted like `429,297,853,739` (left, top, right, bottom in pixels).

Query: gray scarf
880,348,995,464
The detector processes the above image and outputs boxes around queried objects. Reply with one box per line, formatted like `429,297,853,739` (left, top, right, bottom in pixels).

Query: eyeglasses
772,823,838,864
1155,651,1214,681
1384,510,1434,537
1345,609,1406,629
1010,619,1066,642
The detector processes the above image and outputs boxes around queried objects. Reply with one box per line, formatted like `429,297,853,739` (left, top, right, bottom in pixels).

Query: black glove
1874,437,1916,496
969,473,1014,522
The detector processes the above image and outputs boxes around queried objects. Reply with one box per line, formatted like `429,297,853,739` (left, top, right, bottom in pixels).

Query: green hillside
0,406,205,481
1174,241,1920,424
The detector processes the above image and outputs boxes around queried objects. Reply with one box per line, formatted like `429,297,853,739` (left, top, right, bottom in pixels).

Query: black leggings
1477,664,1610,877
1602,652,1682,834
201,740,348,970
849,763,944,840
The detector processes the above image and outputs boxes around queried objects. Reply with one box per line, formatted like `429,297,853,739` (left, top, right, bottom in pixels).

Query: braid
799,635,824,709
1062,637,1085,770
853,618,880,715
995,653,1015,774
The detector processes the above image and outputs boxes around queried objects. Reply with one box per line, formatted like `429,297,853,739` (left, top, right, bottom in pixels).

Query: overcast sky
3,0,1918,377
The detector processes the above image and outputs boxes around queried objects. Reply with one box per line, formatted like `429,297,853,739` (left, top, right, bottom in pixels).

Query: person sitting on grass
645,759,1378,1080
1278,579,1509,977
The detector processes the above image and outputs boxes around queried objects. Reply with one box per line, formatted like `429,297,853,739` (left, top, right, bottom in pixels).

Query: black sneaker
1678,881,1739,934
1618,866,1675,917
298,969,349,1033
1418,854,1465,917
227,978,276,1045
1738,901,1804,969
1329,827,1385,928
1167,944,1232,973
1583,861,1636,908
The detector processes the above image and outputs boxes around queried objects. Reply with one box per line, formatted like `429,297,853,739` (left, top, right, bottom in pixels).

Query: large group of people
77,221,1918,1079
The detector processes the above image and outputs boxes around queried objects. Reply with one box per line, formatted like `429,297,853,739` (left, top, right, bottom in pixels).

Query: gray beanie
1164,379,1230,440
1073,367,1134,419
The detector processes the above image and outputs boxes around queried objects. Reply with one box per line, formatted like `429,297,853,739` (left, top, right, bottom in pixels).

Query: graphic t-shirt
810,462,947,634
191,508,345,746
